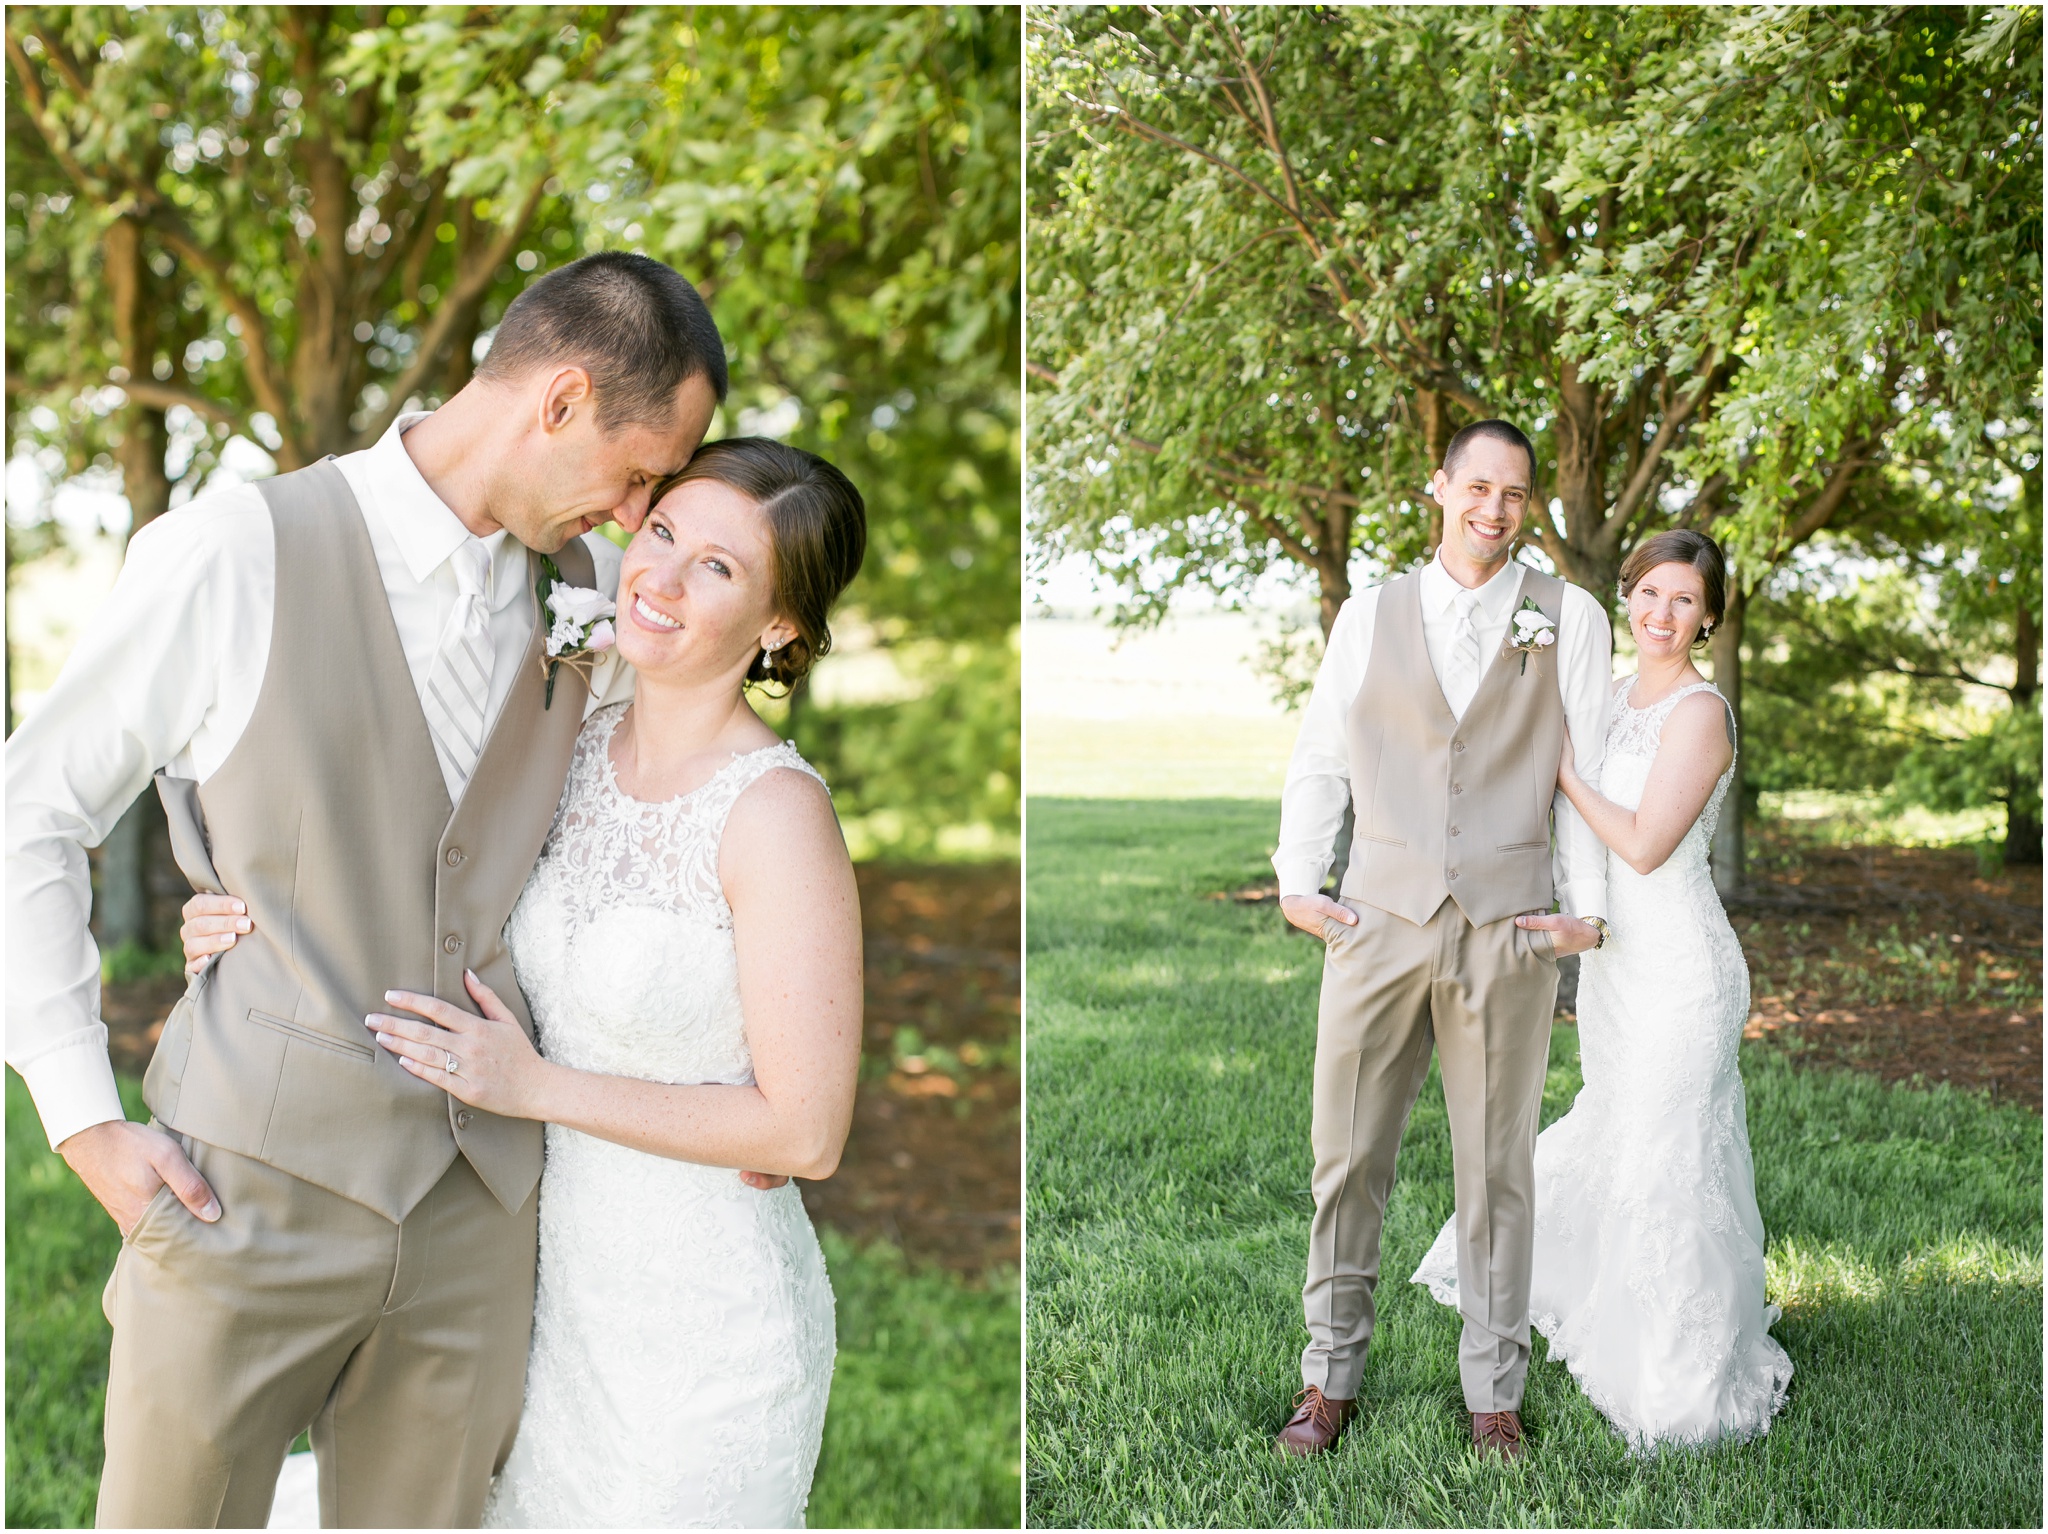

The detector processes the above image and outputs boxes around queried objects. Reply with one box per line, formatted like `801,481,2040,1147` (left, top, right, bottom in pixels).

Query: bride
184,437,867,1526
1411,528,1793,1453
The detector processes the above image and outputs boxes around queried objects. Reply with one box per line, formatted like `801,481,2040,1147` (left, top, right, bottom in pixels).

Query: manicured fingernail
365,1015,381,1029
231,901,245,914
236,920,251,932
200,1200,221,1221
384,991,400,1002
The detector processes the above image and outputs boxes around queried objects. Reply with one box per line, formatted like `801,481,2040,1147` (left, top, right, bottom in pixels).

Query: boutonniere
1506,597,1557,675
534,554,616,709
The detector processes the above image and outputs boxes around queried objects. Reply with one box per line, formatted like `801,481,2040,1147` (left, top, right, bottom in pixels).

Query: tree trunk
2006,590,2041,865
1708,583,1747,894
98,217,178,952
1319,561,1355,891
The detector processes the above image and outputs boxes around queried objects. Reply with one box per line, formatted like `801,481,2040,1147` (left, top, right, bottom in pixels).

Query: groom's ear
538,365,596,433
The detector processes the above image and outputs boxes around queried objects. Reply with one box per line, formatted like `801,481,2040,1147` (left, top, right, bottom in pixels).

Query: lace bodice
1600,676,1736,878
543,700,825,933
505,702,825,1087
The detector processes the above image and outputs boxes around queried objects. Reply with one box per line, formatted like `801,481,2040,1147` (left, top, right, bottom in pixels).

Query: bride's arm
1558,692,1734,876
370,767,863,1179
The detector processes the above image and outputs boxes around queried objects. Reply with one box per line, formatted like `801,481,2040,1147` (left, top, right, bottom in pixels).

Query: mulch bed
1211,837,2043,1113
98,861,1021,1275
797,862,1020,1274
1727,837,2042,1113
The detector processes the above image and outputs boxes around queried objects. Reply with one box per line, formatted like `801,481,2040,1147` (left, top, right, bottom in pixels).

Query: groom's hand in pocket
1280,893,1356,938
1515,911,1601,957
60,1119,221,1235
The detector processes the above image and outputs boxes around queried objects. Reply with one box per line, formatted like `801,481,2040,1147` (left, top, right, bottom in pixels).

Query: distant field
1025,609,1303,800
1025,714,1300,799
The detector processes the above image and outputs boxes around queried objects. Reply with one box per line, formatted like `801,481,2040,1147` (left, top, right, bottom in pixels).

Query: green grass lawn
1025,797,2043,1529
6,1072,1019,1529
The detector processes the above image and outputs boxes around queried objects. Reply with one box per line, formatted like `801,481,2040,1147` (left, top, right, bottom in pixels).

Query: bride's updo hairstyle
1617,529,1728,646
652,437,867,688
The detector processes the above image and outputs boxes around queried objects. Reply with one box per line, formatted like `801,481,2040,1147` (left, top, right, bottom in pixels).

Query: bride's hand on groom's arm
368,977,792,1190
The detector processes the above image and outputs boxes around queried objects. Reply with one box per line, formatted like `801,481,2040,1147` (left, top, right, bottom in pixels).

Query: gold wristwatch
1584,916,1611,950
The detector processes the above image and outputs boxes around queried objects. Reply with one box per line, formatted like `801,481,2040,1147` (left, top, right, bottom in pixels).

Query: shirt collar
359,411,512,591
1420,551,1524,620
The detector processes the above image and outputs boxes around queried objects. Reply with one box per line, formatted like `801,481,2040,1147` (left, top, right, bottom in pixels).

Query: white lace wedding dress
1411,678,1792,1453
481,702,838,1527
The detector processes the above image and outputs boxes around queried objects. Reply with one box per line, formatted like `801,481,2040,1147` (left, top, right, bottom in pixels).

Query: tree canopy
1028,3,2039,865
8,5,1019,875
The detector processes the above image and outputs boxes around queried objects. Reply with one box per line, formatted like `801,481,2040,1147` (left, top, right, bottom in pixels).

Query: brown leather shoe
1470,1409,1527,1461
1274,1385,1356,1456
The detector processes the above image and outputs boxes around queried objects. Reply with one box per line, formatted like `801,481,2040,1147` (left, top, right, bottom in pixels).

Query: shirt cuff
16,1031,128,1150
1558,879,1607,923
1273,855,1330,901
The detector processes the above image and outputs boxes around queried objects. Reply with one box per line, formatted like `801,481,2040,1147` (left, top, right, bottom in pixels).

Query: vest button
1452,784,1464,794
1448,868,1460,879
445,847,466,868
455,1110,473,1131
1454,741,1467,753
1450,826,1461,837
443,934,463,954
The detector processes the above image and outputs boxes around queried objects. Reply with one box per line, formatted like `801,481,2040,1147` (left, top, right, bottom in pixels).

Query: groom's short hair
1442,419,1536,484
476,251,729,429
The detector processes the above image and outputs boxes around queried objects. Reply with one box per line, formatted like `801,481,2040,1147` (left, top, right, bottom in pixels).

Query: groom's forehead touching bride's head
474,252,728,552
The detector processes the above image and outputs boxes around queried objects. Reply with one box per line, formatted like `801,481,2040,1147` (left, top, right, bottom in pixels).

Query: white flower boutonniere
1506,597,1557,675
534,554,616,709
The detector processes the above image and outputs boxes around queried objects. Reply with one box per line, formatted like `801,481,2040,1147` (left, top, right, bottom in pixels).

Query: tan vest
1340,567,1567,927
144,460,593,1220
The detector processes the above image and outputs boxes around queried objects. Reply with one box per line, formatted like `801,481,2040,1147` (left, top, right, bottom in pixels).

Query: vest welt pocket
1358,832,1408,847
246,1008,376,1061
1496,839,1549,853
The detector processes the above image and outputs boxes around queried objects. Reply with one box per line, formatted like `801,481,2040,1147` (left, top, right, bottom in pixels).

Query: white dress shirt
1274,553,1612,919
5,413,631,1149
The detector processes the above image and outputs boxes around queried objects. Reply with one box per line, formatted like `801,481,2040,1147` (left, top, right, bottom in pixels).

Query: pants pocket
121,1181,177,1247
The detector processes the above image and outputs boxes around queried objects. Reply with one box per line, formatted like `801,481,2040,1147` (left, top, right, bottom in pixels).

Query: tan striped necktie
1445,587,1483,719
422,539,494,796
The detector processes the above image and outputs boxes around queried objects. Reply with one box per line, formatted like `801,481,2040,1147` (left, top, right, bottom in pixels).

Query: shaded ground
98,861,1021,1274
1206,830,2042,1113
1730,829,2042,1113
799,863,1020,1273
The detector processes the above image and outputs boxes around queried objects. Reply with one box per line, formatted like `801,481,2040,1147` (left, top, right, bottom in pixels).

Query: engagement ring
445,1052,461,1076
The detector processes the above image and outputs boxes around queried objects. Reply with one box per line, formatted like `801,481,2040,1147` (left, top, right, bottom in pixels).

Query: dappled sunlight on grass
1770,1234,2042,1311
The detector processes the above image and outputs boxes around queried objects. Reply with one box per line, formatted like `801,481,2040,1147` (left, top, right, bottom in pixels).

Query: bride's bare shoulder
1664,688,1736,765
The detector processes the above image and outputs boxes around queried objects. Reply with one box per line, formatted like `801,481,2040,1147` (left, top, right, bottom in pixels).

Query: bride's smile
613,477,797,685
1626,561,1711,663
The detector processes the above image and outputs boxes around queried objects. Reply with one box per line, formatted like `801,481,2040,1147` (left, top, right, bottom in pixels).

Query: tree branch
114,380,242,427
359,175,548,443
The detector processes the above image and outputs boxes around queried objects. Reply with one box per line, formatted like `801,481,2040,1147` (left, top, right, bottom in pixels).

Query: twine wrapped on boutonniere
1505,597,1558,675
534,553,617,709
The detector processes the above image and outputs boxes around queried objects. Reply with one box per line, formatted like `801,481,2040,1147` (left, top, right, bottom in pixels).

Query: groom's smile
1430,433,1533,579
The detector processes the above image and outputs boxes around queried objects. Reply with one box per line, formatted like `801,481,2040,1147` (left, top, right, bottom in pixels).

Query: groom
1270,420,1613,1460
6,252,725,1526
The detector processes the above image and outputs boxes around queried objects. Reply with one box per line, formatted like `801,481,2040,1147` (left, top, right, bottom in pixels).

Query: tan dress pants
1302,896,1557,1411
97,1133,537,1529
